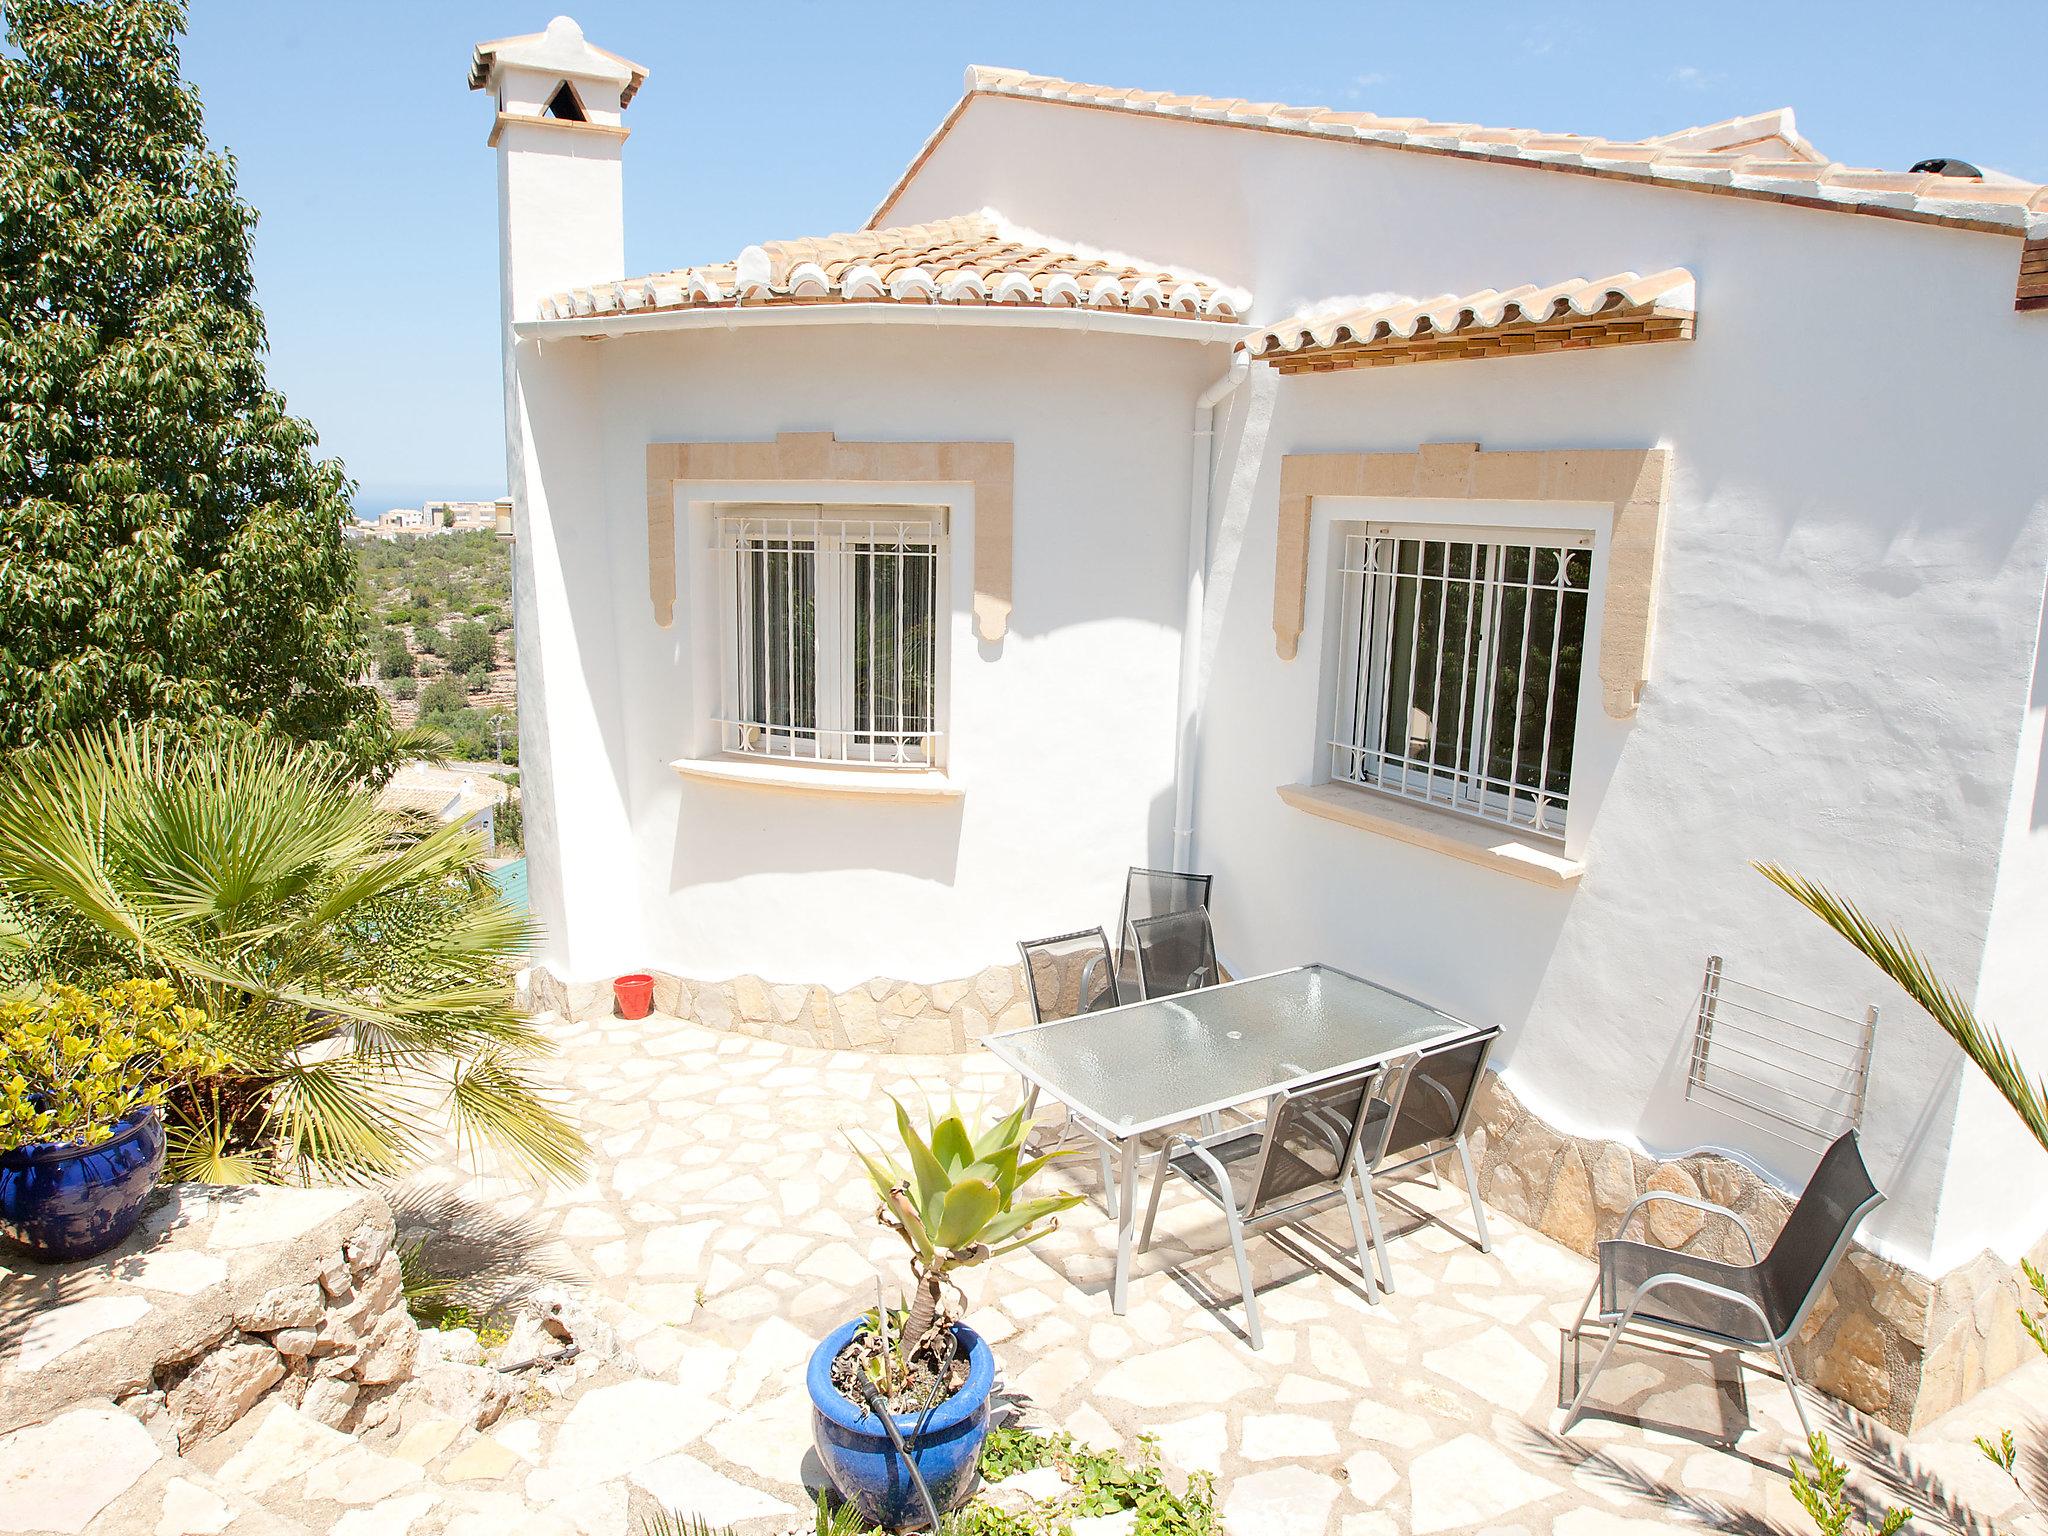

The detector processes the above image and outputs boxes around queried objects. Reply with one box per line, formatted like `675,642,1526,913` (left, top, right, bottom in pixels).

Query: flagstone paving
90,1009,2048,1535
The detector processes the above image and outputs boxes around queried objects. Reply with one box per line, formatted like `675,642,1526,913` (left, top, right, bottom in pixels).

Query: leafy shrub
448,621,496,676
378,632,416,679
392,676,417,701
0,980,226,1149
419,676,466,715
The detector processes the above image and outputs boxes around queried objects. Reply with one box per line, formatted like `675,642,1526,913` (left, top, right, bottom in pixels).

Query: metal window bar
1330,529,1591,840
1685,955,1878,1151
714,509,942,768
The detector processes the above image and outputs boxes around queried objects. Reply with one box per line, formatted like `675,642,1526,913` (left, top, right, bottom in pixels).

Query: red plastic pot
613,973,654,1020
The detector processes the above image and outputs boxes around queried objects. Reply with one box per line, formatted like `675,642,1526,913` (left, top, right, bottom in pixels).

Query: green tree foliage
448,620,496,676
419,675,466,715
0,1,386,764
377,630,416,680
0,721,585,1181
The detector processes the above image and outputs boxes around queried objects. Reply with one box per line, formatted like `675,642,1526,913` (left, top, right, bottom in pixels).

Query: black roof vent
1910,157,1983,177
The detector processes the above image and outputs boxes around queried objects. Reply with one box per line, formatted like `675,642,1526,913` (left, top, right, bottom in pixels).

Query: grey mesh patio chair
1561,1128,1883,1445
1136,1055,1418,1350
1128,907,1219,1000
1017,927,1125,1215
1356,1026,1499,1288
1115,867,1213,1001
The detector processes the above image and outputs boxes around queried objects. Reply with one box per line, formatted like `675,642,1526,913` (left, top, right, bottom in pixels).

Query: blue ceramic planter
0,1107,165,1262
809,1317,994,1530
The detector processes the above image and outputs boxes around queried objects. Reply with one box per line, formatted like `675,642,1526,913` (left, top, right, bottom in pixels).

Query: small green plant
964,1428,1219,1536
979,1424,1057,1480
849,1099,1081,1396
636,1513,738,1536
0,980,225,1149
1976,1426,2017,1478
1788,1433,1910,1536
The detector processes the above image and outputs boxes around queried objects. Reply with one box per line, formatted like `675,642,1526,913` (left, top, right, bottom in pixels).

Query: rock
1589,1142,1636,1226
353,1310,419,1386
317,1258,354,1302
523,1284,626,1367
985,1466,1067,1511
343,1218,393,1280
238,1281,325,1333
1538,1146,1597,1254
271,1328,318,1359
300,1377,360,1429
413,1361,513,1430
1825,1312,1893,1415
1644,1164,1705,1247
418,1326,484,1369
0,1404,161,1534
166,1340,287,1447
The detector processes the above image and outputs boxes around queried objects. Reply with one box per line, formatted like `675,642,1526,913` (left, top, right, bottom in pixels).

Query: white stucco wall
886,94,2048,1273
514,322,1229,988
497,77,2048,1277
1946,581,2048,1265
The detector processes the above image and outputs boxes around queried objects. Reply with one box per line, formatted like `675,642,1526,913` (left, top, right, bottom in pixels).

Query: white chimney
469,15,646,327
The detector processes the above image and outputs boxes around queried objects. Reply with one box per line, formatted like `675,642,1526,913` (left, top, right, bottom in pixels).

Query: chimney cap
469,16,647,107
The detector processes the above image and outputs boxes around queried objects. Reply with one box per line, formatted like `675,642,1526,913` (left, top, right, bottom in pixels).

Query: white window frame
710,503,948,770
1327,519,1595,841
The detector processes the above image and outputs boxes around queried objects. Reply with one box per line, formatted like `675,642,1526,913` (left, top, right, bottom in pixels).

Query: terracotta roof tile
538,211,1249,324
867,69,2047,238
1246,269,1697,370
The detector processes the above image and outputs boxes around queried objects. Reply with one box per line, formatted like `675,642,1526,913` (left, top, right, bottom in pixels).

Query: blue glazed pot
809,1317,994,1529
0,1107,166,1263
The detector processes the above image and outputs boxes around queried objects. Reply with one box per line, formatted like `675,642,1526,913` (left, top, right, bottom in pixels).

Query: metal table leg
1111,1135,1141,1314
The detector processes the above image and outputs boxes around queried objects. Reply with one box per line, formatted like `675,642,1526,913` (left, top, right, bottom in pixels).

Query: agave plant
0,721,584,1183
852,1099,1082,1390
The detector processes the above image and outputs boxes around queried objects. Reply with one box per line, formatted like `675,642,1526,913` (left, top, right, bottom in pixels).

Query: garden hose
851,1370,944,1534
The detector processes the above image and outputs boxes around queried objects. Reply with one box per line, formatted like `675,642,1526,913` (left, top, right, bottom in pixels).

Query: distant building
351,500,507,540
375,762,508,851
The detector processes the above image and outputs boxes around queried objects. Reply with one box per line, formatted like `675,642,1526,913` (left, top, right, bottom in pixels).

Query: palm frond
0,720,576,1183
448,1049,588,1182
1757,862,2048,1155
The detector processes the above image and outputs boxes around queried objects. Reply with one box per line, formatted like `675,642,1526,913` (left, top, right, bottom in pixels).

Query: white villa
476,18,2048,1427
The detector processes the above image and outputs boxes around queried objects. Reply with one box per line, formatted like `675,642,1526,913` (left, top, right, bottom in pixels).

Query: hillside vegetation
355,531,518,763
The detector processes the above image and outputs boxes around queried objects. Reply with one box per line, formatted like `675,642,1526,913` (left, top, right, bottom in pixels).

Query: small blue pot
0,1107,166,1263
809,1318,995,1530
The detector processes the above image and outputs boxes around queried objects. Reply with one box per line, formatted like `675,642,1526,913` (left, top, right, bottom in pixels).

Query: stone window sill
671,756,963,800
1276,781,1584,888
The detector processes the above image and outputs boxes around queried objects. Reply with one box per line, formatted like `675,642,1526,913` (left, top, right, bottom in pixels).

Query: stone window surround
646,432,1014,641
1272,440,1670,721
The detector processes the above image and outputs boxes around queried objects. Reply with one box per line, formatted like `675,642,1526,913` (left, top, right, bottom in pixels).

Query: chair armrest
1603,1267,1778,1345
1613,1191,1760,1261
1174,1137,1249,1218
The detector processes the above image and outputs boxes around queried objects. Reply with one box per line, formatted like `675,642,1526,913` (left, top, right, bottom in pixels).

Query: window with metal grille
714,507,943,768
1330,525,1592,838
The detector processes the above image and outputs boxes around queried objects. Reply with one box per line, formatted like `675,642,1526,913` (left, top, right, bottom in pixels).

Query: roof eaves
865,69,2045,241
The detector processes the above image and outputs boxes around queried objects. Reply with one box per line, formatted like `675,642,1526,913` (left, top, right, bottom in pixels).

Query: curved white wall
519,323,1226,990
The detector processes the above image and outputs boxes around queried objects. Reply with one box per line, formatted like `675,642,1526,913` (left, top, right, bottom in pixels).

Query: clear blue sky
178,1,2048,517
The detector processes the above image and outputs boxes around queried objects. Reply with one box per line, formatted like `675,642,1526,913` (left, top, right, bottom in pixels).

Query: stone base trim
1458,1070,2048,1432
520,961,1032,1053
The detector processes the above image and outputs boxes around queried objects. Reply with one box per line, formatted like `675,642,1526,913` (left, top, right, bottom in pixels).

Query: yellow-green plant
1789,1433,1910,1535
0,721,585,1183
851,1099,1082,1390
0,979,226,1149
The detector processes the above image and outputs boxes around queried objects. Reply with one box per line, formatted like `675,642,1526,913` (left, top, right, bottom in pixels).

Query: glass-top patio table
983,964,1476,1314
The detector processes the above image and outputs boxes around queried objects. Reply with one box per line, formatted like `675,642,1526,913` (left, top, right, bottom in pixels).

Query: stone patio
12,1008,2048,1535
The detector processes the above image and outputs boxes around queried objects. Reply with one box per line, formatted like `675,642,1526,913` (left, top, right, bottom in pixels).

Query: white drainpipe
1171,347,1251,871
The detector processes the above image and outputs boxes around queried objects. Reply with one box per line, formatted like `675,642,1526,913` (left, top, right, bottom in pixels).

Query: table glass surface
984,965,1471,1137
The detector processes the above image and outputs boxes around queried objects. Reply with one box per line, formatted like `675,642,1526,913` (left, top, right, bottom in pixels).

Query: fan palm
1757,862,2048,1154
0,721,584,1182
